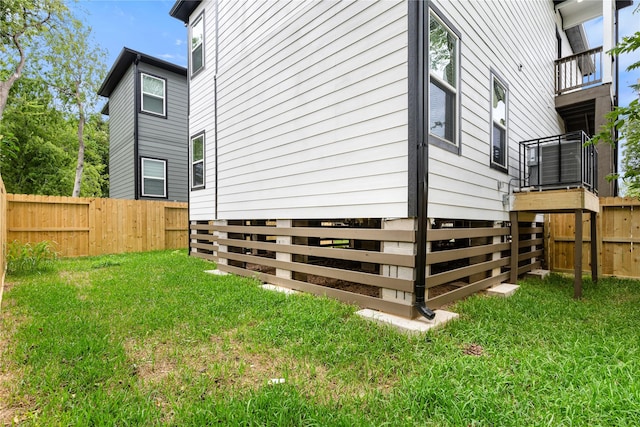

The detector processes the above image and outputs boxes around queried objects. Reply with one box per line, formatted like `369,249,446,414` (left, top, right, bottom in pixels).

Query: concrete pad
261,283,299,295
356,308,458,334
487,283,519,297
204,269,228,276
526,269,550,279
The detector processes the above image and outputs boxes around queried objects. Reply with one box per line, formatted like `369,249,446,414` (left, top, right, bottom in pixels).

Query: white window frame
141,157,167,198
141,73,166,117
191,132,205,189
490,72,508,172
191,13,204,75
428,8,461,154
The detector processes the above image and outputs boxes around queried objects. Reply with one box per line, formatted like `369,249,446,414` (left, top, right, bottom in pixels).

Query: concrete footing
261,283,299,295
356,308,459,334
486,283,519,297
205,269,228,276
526,269,550,280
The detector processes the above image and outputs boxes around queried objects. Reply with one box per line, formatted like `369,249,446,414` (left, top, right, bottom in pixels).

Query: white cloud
175,39,184,46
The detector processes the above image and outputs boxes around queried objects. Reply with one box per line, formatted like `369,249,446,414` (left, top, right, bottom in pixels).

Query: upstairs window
191,14,204,75
491,73,508,171
191,132,205,189
141,157,167,198
428,10,460,151
141,73,166,116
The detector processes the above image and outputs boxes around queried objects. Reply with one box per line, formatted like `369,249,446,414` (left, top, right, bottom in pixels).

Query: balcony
555,47,603,95
518,131,597,193
513,131,599,213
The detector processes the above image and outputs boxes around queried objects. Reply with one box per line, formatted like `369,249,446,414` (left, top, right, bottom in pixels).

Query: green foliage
6,240,58,274
0,77,109,196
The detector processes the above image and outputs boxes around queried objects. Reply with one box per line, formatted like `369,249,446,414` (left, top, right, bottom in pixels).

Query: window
428,10,460,150
141,158,167,197
191,14,204,75
490,73,508,171
191,133,205,189
141,73,166,116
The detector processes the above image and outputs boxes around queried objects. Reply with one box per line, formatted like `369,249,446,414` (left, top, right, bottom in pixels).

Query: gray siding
108,65,136,199
137,63,189,202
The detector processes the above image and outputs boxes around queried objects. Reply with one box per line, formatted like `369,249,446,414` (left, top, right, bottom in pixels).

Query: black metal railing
555,46,603,94
519,131,597,193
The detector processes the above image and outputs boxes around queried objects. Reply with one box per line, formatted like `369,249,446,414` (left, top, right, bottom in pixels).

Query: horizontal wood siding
137,63,188,202
427,0,563,222
547,197,640,278
215,0,409,219
188,1,216,221
6,194,188,257
108,65,135,199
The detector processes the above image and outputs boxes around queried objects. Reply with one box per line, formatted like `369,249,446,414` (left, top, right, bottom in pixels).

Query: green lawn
1,250,640,425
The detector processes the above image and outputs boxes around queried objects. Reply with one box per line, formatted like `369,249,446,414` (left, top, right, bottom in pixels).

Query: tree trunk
72,107,85,197
0,35,26,121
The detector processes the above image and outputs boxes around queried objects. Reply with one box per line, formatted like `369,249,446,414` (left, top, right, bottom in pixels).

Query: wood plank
427,227,510,241
427,242,510,264
428,257,511,288
218,237,414,267
513,188,599,213
427,272,509,307
218,251,413,292
214,225,415,242
218,264,414,318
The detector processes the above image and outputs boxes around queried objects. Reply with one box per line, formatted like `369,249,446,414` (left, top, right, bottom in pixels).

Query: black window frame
427,4,462,155
140,156,168,198
490,70,509,173
140,72,167,118
191,131,206,190
191,12,205,77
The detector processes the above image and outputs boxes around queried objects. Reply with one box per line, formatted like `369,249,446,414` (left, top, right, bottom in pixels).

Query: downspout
412,1,435,321
613,6,620,196
134,54,141,199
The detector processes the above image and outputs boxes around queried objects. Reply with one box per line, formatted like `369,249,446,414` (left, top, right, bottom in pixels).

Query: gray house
98,47,188,202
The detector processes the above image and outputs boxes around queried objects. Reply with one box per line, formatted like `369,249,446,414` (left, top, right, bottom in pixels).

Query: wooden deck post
510,211,519,284
574,209,583,298
590,211,598,283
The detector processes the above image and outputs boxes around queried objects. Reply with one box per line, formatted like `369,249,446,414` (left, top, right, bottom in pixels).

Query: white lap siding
215,0,409,220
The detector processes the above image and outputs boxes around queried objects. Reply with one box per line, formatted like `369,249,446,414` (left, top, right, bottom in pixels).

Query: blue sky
74,0,639,106
72,0,188,69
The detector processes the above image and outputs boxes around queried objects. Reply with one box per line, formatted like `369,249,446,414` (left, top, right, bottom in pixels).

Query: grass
1,250,640,425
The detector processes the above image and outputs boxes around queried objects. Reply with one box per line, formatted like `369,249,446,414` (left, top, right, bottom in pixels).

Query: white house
170,0,630,319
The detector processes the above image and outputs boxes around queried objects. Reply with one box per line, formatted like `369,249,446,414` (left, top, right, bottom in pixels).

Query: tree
0,76,76,195
0,0,68,120
40,18,107,197
593,6,640,196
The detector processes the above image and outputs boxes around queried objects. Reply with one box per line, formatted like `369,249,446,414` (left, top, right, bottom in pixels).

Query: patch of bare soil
124,327,396,411
307,274,380,297
463,343,486,356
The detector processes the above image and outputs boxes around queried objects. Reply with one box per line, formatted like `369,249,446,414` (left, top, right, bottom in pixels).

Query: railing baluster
554,46,603,94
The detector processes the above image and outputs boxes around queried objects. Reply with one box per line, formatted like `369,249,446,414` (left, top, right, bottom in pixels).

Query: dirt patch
124,327,395,407
307,274,380,297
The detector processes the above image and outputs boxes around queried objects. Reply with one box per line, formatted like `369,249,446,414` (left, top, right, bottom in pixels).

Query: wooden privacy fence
547,197,640,278
6,194,188,257
1,175,7,303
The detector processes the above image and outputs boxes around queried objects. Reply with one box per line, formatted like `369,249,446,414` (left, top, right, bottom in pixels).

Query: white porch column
380,218,416,306
602,0,614,85
213,219,227,266
276,219,292,279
